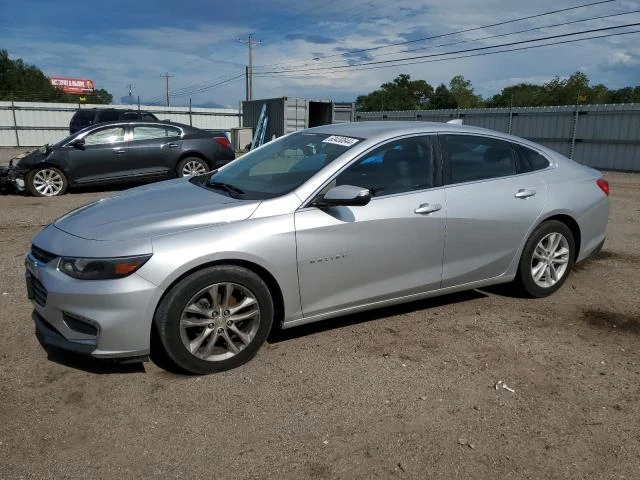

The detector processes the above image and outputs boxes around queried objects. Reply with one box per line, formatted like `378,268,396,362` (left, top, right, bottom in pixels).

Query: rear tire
153,266,273,374
516,220,575,297
177,157,209,177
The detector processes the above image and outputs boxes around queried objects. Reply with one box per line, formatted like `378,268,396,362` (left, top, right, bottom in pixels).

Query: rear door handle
114,149,126,155
165,143,179,148
515,189,536,199
414,203,442,215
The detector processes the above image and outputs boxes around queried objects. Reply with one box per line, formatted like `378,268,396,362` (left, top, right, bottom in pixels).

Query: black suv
69,108,159,134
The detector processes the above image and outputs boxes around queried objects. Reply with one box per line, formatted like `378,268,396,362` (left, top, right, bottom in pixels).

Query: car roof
305,121,544,149
72,120,199,136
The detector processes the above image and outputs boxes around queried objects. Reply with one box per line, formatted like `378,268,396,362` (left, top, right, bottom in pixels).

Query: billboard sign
49,77,95,94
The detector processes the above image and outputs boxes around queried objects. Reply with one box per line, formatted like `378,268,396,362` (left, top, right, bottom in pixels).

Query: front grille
29,275,48,307
31,245,58,264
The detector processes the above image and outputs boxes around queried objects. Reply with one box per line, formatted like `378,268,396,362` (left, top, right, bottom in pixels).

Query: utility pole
238,34,261,101
160,72,172,106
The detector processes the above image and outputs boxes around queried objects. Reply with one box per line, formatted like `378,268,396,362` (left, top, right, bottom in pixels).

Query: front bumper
26,250,164,359
0,164,26,192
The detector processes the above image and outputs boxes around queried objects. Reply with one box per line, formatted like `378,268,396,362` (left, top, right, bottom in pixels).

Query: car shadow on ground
268,289,487,344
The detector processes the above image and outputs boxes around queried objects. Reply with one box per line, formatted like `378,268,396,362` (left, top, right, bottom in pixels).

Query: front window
193,132,362,200
83,126,126,145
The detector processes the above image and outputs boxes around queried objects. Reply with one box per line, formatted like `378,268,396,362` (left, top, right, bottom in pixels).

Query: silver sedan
26,122,609,374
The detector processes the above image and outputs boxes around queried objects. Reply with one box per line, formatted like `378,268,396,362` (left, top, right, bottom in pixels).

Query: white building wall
0,102,241,147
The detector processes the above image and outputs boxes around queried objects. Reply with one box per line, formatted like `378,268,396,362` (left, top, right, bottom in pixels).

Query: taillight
214,136,231,149
596,178,609,196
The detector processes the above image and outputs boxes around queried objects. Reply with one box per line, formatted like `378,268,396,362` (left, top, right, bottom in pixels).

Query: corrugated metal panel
354,103,640,171
333,102,354,123
0,101,240,147
242,98,286,139
285,98,308,134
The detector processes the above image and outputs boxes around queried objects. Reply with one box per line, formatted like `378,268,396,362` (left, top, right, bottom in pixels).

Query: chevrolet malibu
26,122,609,374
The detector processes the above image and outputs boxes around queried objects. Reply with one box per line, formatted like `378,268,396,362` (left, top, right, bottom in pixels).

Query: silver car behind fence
25,122,609,374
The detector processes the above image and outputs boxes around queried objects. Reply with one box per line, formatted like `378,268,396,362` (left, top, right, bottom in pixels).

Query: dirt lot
0,153,639,479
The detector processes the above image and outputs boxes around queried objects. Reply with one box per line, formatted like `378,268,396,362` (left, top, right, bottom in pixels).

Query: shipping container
242,97,334,140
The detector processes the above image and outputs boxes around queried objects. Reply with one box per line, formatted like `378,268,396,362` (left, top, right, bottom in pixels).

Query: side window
141,113,158,121
442,135,517,184
97,111,119,122
520,145,550,171
132,126,180,141
83,127,126,145
335,136,434,197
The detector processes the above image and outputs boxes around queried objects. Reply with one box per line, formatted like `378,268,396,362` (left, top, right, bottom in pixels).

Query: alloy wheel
530,232,570,288
179,282,261,361
33,169,64,196
181,160,207,176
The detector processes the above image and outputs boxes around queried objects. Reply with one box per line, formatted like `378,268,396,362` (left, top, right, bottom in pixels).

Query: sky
1,0,639,108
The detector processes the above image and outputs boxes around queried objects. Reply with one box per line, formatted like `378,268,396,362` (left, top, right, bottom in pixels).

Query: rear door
127,124,183,177
295,134,447,318
67,125,129,183
439,134,548,287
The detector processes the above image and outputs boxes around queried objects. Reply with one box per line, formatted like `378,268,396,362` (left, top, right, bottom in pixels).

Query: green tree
449,75,483,108
356,74,434,111
0,50,112,104
430,83,457,109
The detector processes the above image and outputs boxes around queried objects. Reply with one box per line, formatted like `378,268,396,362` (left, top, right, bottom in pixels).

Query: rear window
72,110,94,123
520,146,550,171
97,111,119,122
141,113,158,121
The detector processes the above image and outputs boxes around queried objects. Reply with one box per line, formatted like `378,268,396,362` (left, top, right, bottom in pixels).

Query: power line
256,21,640,75
254,0,618,70
254,29,640,78
259,8,640,71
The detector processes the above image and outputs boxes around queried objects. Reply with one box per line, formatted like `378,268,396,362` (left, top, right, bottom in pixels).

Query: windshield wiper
209,181,245,198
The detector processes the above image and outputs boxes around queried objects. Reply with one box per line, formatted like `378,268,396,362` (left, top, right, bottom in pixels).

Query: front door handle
114,149,126,155
414,203,442,215
515,189,536,199
165,143,179,148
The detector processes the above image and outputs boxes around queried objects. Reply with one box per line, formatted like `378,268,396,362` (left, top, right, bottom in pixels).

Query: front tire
27,167,68,197
177,157,209,177
516,220,575,297
153,266,274,374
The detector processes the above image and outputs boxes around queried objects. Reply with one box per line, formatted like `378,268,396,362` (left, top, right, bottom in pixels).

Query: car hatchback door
295,135,446,319
127,124,183,178
439,134,548,287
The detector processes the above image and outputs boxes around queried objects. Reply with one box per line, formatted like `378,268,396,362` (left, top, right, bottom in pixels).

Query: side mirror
71,138,85,149
314,185,371,207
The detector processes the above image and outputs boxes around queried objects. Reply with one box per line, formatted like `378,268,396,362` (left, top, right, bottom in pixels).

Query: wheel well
154,259,285,331
541,214,582,261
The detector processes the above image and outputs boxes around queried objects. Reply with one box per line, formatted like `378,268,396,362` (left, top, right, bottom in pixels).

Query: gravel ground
0,153,639,479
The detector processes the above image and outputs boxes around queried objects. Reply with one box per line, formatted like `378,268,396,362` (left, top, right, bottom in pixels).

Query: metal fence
355,103,640,172
0,102,241,147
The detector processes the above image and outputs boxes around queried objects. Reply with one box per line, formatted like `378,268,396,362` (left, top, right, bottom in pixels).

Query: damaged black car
1,120,235,197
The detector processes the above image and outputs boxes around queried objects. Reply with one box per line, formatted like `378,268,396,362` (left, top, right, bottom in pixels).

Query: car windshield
193,132,362,200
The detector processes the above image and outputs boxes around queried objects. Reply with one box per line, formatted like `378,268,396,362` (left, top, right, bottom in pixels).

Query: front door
68,125,129,183
295,135,446,319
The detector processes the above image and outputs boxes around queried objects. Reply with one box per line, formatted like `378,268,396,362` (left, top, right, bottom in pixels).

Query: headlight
58,255,152,280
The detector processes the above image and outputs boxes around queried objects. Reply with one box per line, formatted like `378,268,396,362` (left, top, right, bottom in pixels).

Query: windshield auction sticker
322,135,360,147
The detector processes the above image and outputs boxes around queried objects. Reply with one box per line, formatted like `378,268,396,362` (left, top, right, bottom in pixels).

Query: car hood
54,178,261,241
15,148,48,168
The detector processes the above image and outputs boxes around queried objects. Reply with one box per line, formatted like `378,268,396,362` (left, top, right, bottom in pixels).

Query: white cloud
2,0,640,105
